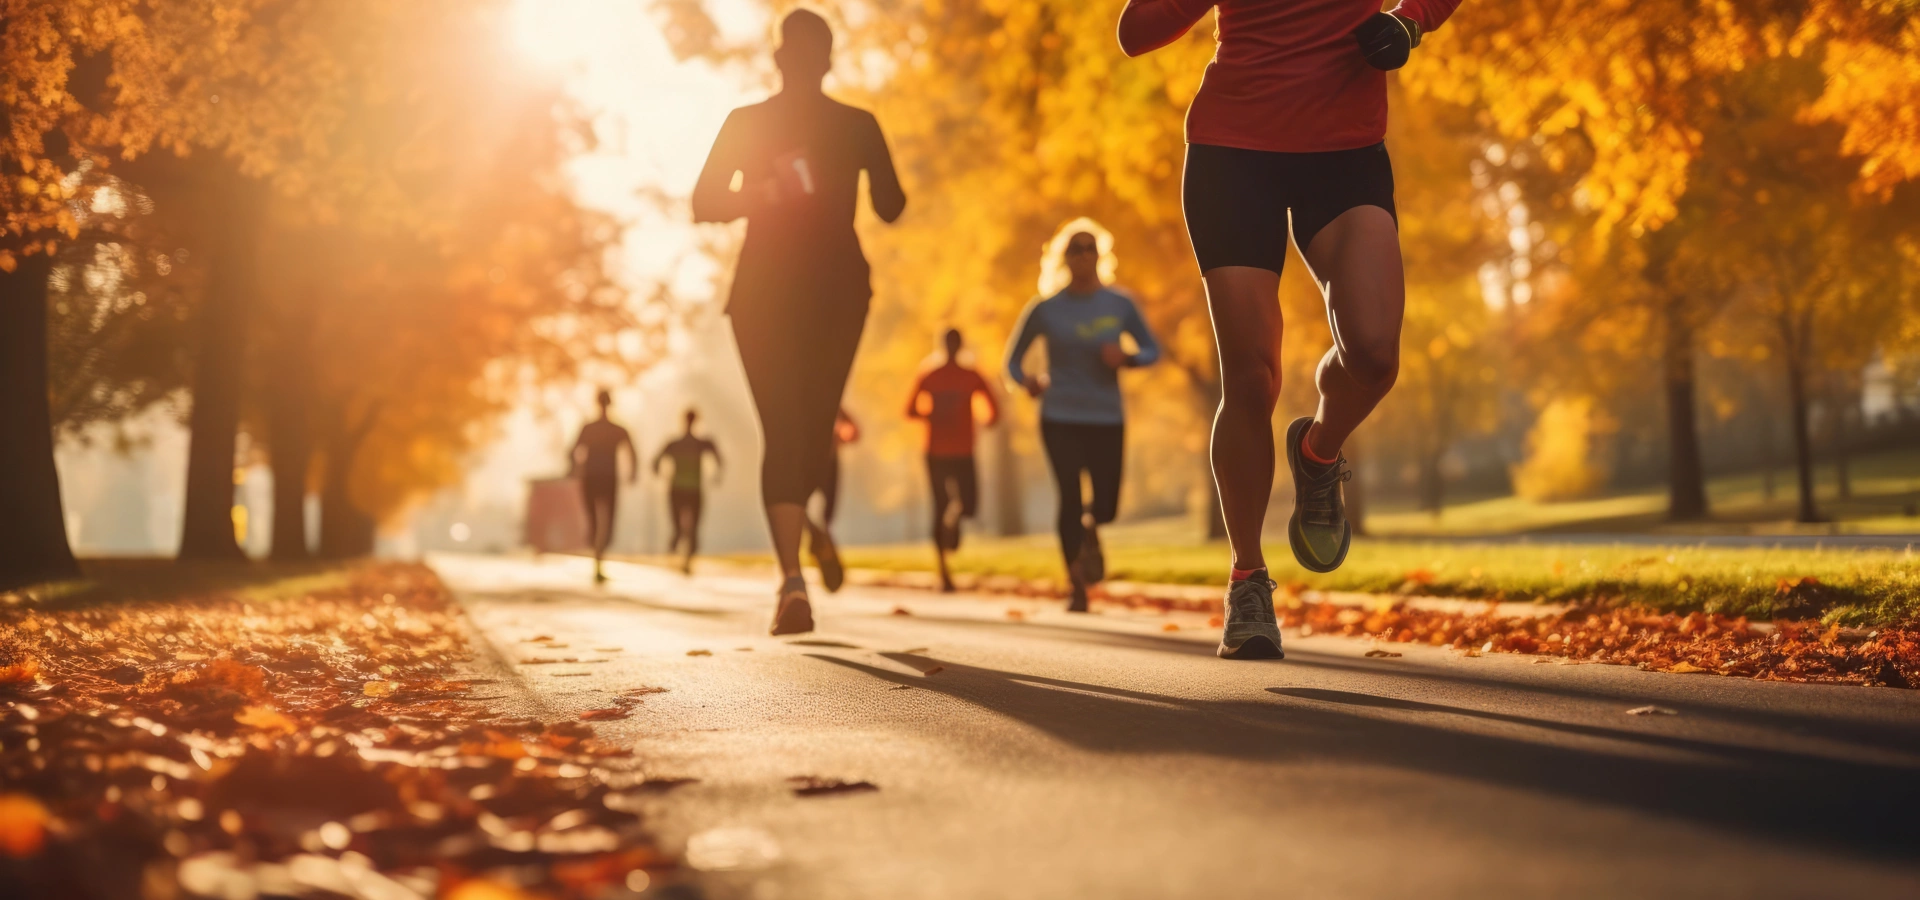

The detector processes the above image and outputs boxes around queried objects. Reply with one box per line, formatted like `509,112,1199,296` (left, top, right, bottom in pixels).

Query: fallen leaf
891,606,913,616
362,681,400,698
922,665,945,676
1364,649,1402,658
1664,662,1709,674
523,635,554,643
1625,705,1678,716
1161,623,1180,632
0,793,49,857
1207,615,1224,628
686,650,712,657
234,704,299,734
579,708,631,721
1005,609,1026,621
787,777,878,796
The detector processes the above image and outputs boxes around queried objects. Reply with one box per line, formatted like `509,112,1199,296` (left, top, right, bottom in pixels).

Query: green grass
6,558,354,611
733,520,1920,626
1367,446,1920,537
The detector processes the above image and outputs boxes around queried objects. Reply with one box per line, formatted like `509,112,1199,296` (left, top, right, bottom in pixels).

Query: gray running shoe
1284,416,1353,573
1218,571,1284,660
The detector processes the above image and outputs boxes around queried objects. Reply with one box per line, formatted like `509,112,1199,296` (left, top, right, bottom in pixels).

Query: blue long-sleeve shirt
1004,286,1162,426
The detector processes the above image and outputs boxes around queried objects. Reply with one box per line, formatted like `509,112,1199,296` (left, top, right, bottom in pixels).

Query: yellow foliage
1511,396,1611,502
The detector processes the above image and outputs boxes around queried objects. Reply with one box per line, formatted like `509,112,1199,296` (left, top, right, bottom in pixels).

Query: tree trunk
318,425,377,558
0,254,82,589
990,417,1025,537
176,180,265,561
1831,388,1853,501
267,320,315,560
1758,406,1776,502
1662,311,1709,520
1785,360,1821,523
1418,446,1444,519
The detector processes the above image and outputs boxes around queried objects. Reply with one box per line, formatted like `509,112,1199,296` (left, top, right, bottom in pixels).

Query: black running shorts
1182,142,1397,275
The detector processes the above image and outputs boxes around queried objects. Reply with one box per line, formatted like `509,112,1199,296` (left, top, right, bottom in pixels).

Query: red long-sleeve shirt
1119,0,1463,153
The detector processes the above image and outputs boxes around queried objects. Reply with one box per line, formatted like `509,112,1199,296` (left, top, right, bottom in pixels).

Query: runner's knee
1219,355,1280,413
1341,341,1399,392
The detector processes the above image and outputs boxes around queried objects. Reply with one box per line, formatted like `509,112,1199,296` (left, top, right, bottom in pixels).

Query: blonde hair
1036,216,1117,297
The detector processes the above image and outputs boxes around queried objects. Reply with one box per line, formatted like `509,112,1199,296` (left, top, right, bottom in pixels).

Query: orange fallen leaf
0,793,49,858
923,665,945,676
1665,662,1709,674
1207,615,1224,628
1161,623,1180,632
891,606,913,616
686,649,712,657
362,680,400,697
235,704,299,734
1005,609,1026,621
579,708,631,721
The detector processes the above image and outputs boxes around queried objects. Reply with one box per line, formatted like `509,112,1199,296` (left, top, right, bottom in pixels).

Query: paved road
435,554,1920,900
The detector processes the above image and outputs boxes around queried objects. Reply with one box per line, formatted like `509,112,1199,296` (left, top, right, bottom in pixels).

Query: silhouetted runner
1005,221,1161,612
1120,0,1463,659
821,406,859,527
692,9,905,635
653,409,723,574
906,328,999,592
569,389,636,584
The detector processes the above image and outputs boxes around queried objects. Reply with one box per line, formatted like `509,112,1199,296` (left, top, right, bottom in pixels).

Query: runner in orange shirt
905,329,999,592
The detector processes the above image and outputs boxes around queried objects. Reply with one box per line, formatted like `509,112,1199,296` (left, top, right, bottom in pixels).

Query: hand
1353,11,1421,71
1099,342,1129,370
1024,374,1049,398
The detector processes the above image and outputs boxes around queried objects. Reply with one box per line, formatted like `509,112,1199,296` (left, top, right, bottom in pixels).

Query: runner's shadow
806,652,1920,862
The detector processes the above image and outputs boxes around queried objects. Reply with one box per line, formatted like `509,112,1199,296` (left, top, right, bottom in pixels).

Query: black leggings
1040,421,1124,568
731,305,866,508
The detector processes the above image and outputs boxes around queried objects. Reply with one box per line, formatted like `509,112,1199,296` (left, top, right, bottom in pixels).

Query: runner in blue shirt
1005,220,1162,611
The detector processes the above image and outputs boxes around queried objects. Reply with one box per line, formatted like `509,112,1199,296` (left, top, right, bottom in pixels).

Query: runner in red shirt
905,328,999,592
1118,0,1463,659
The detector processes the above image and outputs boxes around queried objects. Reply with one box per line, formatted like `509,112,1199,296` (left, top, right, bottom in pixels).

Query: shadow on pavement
806,651,1920,864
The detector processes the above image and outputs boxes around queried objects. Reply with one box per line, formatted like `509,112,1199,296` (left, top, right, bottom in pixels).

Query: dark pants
927,455,979,550
1039,421,1124,569
731,304,866,509
580,476,618,554
668,488,703,555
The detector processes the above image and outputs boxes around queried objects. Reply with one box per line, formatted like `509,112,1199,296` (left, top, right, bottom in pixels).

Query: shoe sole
1218,634,1285,660
1285,417,1350,574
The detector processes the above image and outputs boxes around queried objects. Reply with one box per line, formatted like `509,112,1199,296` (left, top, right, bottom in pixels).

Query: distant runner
905,328,999,592
820,407,859,528
1005,221,1161,612
692,9,906,635
569,389,636,584
653,409,723,574
1119,0,1461,658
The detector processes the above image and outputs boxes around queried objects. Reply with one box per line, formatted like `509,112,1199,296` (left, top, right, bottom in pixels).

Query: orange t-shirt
907,363,997,458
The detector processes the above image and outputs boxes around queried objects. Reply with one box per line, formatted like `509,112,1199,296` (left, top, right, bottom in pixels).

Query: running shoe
1284,416,1353,574
1065,558,1090,613
1217,570,1284,660
771,577,815,636
938,492,964,552
808,522,846,593
1078,520,1106,585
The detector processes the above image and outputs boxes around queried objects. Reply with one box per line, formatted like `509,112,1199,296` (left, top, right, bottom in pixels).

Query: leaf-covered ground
0,562,679,900
861,572,1920,689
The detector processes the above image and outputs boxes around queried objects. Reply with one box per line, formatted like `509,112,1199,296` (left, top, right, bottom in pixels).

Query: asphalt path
435,553,1920,900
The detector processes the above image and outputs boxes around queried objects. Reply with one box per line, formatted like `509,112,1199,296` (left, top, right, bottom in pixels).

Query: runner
819,407,859,528
569,389,636,584
1005,221,1161,612
905,328,999,592
653,409,723,574
1118,0,1461,658
692,9,906,635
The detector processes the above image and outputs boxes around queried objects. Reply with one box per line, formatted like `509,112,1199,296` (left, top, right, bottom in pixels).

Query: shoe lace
1300,459,1352,527
1227,578,1277,624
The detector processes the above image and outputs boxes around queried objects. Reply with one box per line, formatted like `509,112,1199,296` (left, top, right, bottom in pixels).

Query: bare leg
1201,265,1284,572
1300,207,1404,459
768,502,807,580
